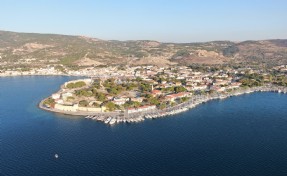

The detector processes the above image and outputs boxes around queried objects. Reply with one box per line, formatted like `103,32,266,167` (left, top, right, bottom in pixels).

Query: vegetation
1,31,287,70
172,49,190,59
43,98,55,106
79,100,89,107
161,86,187,93
123,101,141,108
104,102,117,111
239,73,264,87
66,81,86,89
222,45,239,57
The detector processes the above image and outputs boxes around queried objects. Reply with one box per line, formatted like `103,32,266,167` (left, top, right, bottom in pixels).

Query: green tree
159,103,167,110
66,81,86,89
105,102,117,111
79,100,88,107
43,98,55,106
95,92,106,101
174,86,187,93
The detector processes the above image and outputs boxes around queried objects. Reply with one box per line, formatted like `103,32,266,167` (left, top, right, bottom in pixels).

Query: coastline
39,85,287,125
0,73,69,77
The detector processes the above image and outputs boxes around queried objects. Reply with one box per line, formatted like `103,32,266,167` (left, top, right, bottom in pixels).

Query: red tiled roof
152,90,161,94
166,92,189,98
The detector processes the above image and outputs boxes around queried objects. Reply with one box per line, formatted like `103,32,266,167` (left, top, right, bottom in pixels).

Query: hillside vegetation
0,30,286,69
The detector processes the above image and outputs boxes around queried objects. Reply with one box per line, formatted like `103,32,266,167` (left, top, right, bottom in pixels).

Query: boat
104,117,112,124
54,154,59,159
109,118,117,125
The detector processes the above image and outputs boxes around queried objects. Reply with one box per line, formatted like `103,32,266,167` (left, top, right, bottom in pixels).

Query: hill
0,30,287,69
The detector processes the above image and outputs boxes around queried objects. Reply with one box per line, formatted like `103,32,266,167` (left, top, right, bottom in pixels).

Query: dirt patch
178,56,229,65
13,42,53,53
74,57,104,66
130,56,177,66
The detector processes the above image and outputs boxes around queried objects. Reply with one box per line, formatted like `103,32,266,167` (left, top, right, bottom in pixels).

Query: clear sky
1,0,286,42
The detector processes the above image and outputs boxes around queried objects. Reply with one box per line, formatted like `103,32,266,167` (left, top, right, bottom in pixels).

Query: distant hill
0,30,286,69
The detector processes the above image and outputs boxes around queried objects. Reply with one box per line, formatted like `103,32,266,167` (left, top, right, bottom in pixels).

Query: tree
79,100,88,107
180,97,189,103
66,81,86,89
135,77,143,82
43,98,55,106
174,86,187,93
159,103,167,110
108,87,119,95
92,82,101,89
222,45,239,57
147,97,160,105
123,101,141,108
92,102,100,107
140,83,151,92
105,102,117,111
95,92,106,101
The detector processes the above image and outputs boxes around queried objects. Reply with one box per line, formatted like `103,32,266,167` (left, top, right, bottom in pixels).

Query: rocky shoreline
39,85,287,125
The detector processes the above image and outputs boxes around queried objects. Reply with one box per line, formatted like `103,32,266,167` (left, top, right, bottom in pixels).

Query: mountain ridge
1,30,286,69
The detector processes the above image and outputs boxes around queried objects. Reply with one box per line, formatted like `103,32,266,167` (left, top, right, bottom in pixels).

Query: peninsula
39,65,287,125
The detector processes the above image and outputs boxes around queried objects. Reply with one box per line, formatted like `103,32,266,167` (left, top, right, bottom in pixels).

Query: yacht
109,118,117,125
104,117,112,124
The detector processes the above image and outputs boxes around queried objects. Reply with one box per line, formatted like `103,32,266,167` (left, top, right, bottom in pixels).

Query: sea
1,76,287,176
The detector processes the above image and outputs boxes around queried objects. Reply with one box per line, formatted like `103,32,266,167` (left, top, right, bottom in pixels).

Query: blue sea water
1,76,287,176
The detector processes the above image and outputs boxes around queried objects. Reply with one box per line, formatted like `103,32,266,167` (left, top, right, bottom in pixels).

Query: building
51,93,60,99
112,97,129,105
78,106,106,112
165,92,190,101
54,103,78,112
151,90,162,97
127,105,156,113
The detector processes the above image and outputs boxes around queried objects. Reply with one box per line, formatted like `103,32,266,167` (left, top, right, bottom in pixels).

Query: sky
1,0,286,42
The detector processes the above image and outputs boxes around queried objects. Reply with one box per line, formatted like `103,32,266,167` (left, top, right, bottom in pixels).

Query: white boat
54,154,59,159
109,118,117,125
104,117,112,124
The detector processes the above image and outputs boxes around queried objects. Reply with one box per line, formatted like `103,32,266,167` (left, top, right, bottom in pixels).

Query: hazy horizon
2,29,287,44
1,0,287,43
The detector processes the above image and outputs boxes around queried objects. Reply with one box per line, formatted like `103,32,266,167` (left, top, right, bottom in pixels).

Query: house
151,89,162,97
213,79,229,86
55,99,64,104
131,97,144,103
186,77,202,83
106,95,113,100
228,82,242,89
165,92,190,101
210,86,226,92
127,105,156,113
112,97,129,105
51,93,61,99
61,92,73,100
192,84,208,91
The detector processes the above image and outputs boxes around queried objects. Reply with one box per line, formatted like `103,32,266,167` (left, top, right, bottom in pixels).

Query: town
30,64,287,125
